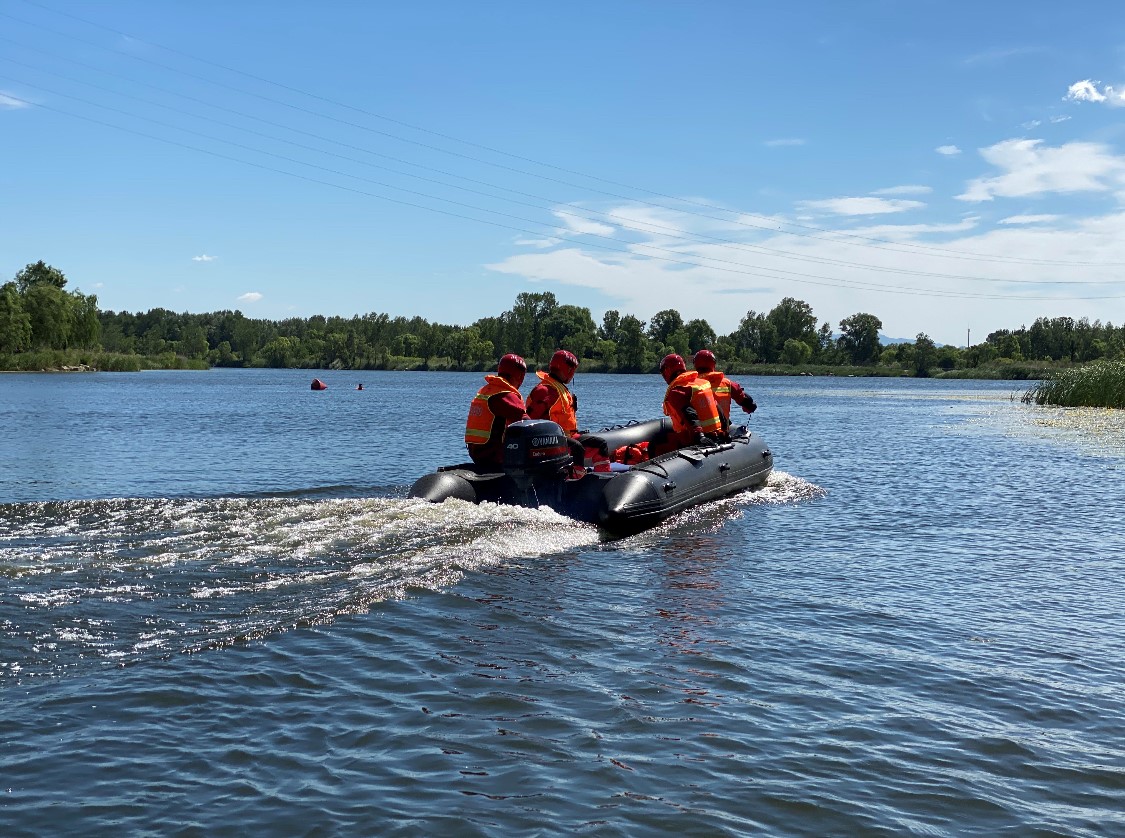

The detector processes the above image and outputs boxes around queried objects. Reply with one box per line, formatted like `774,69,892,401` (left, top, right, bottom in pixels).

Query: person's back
465,354,529,468
649,354,724,457
692,349,756,428
527,350,579,436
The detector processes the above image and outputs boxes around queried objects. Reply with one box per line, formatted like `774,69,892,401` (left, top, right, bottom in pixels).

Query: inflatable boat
408,418,773,534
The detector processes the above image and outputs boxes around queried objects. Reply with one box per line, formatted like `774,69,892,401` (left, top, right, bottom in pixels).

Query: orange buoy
311,378,327,390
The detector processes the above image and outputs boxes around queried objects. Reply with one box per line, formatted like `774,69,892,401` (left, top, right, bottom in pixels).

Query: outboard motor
502,419,573,508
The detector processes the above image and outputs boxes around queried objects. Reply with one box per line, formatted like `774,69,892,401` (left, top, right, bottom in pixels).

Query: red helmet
659,353,686,382
548,349,578,383
693,349,716,372
497,353,527,386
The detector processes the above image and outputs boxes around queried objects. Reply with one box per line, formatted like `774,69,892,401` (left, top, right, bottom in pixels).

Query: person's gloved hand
743,398,757,414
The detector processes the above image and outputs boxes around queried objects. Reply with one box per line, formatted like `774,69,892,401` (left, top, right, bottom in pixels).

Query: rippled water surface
2,369,1123,836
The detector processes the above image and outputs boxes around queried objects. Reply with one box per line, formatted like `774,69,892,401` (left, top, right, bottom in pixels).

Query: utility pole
966,327,970,348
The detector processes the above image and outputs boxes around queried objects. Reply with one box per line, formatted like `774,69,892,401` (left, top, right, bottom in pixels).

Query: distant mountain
879,334,946,347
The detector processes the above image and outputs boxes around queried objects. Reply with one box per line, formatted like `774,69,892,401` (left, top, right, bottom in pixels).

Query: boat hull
408,419,773,534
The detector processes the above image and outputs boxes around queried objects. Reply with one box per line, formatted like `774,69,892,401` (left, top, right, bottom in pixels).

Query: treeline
4,261,1125,376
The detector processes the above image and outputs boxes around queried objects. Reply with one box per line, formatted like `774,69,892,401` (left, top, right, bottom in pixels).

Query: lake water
2,369,1123,836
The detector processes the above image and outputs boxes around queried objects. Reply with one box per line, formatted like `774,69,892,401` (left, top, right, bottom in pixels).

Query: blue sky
2,0,1125,345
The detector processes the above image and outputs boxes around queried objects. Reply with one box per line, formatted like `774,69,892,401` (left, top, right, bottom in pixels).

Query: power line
7,1,1125,270
7,90,1121,302
2,50,1116,290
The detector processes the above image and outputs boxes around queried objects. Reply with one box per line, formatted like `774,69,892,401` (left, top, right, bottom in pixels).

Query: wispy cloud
0,91,30,109
871,185,933,196
962,46,1041,66
1064,79,1125,106
192,254,216,262
764,138,806,147
999,214,1061,224
1021,119,1042,130
957,138,1125,201
798,196,925,216
486,198,1125,346
936,145,962,156
237,292,262,303
1050,114,1071,123
554,210,614,237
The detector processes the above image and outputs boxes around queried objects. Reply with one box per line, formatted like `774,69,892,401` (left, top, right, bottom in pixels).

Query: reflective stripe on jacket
465,375,523,445
663,371,722,435
701,371,732,418
534,371,578,436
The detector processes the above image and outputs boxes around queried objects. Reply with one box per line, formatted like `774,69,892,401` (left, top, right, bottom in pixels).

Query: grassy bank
1021,360,1125,408
0,350,208,372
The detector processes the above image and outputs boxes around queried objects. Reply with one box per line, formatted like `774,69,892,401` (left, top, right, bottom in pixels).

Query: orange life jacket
663,371,722,436
534,371,578,436
465,375,523,446
701,370,732,418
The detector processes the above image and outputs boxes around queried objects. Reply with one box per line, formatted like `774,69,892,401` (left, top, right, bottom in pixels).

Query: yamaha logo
533,436,561,447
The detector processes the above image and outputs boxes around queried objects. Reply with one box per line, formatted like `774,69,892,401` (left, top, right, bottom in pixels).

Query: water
2,369,1123,836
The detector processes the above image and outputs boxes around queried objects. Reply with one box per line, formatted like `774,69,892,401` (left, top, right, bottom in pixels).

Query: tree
15,260,68,294
69,291,101,349
541,304,597,359
615,315,649,372
598,310,620,342
684,318,716,353
24,283,72,348
731,310,778,363
767,297,818,346
781,338,812,366
837,313,883,365
506,291,557,359
913,333,937,376
647,309,684,345
0,282,32,353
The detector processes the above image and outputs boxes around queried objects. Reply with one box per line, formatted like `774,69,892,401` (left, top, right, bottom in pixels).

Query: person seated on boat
649,353,725,458
528,350,580,437
528,349,588,472
465,353,529,469
692,349,756,431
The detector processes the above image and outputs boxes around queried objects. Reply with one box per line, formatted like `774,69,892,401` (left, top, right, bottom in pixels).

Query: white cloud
936,145,962,156
798,196,926,216
192,254,216,262
1064,79,1125,106
514,237,561,248
237,292,262,303
999,214,1061,225
957,138,1125,201
1050,115,1071,124
1021,119,1042,130
0,92,29,109
484,198,1125,346
871,185,933,196
764,138,806,147
554,209,614,237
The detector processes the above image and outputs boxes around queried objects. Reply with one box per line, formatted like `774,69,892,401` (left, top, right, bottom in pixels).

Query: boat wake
0,472,822,684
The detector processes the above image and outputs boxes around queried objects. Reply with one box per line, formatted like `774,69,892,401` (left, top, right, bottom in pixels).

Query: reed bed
1022,360,1125,408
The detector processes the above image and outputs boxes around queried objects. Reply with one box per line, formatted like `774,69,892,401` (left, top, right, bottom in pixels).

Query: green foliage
10,260,1125,385
0,282,32,353
1022,360,1125,408
837,313,883,365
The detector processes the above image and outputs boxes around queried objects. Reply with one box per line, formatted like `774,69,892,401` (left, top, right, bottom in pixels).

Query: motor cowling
502,420,572,480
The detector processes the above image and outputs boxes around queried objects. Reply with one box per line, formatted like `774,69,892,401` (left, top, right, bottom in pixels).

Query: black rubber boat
408,418,773,534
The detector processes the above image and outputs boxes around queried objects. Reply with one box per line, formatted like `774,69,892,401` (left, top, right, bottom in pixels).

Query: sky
2,0,1125,346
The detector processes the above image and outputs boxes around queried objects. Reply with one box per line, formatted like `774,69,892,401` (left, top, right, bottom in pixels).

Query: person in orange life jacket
464,353,529,468
648,353,726,458
527,349,587,470
527,350,580,435
692,349,756,430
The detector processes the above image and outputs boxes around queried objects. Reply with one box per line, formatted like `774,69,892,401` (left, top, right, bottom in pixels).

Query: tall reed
1022,360,1125,408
